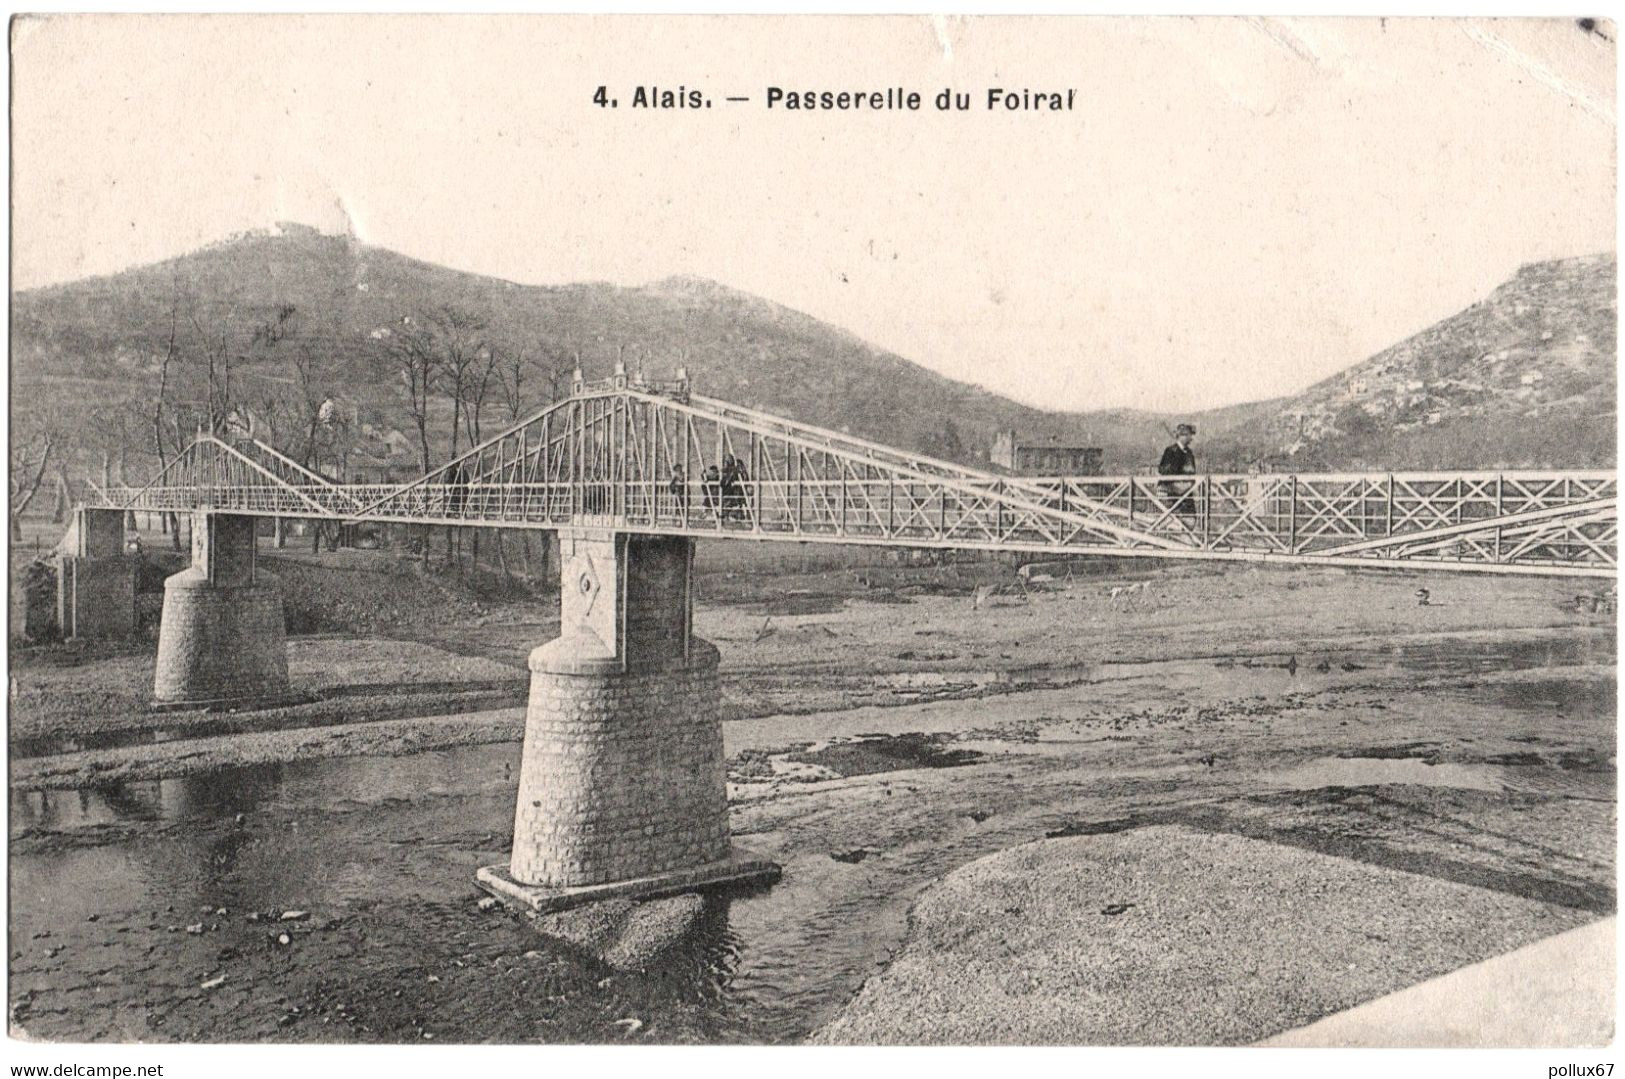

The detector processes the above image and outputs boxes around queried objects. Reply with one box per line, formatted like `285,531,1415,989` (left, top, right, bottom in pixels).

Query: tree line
11,279,576,580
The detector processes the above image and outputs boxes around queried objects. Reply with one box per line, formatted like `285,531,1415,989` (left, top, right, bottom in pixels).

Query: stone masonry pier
153,510,289,705
478,529,779,913
57,507,137,640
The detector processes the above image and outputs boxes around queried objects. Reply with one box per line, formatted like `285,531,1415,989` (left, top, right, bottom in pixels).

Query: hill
10,225,1099,480
1199,253,1616,471
9,227,1616,492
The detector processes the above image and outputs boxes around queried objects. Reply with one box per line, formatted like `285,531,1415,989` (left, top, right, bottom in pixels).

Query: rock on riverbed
533,894,707,972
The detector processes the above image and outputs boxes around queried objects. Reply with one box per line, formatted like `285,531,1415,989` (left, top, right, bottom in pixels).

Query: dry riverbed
8,559,1617,1043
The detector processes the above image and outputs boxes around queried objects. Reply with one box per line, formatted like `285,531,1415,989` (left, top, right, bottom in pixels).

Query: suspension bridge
65,368,1616,913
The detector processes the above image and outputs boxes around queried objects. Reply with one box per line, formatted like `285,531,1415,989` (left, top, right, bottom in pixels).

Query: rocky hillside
1209,254,1616,471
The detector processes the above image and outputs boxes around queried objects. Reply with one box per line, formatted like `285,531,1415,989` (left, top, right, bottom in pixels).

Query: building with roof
990,431,1103,476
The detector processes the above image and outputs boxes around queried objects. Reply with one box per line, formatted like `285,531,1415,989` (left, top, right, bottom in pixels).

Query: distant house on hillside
347,426,421,484
990,431,1103,476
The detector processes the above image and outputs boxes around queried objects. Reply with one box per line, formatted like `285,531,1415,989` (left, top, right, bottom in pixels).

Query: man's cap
1176,423,1197,436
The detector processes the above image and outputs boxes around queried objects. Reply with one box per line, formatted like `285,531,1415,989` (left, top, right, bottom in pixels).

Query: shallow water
10,749,513,832
1268,757,1508,792
9,631,1616,1043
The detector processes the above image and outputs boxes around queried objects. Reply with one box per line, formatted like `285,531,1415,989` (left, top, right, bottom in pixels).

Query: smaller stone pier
57,507,137,640
153,511,289,705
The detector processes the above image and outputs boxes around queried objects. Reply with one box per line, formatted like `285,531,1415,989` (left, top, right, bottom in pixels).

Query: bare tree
50,459,74,524
494,344,576,422
188,307,236,436
382,316,443,475
429,307,488,459
494,345,532,424
71,397,147,505
240,305,358,472
151,286,189,548
380,309,483,564
140,278,250,546
547,350,577,405
239,304,359,549
10,426,55,542
465,344,503,447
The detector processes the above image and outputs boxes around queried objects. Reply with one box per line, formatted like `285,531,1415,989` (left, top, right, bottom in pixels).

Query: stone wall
510,640,729,888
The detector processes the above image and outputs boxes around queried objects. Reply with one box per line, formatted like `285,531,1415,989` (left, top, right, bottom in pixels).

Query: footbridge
71,369,1616,914
104,369,1616,577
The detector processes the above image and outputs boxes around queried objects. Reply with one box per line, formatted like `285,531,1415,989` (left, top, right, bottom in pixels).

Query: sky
10,15,1616,414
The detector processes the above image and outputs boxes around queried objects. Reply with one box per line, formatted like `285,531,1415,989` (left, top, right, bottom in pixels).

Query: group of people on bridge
440,426,1205,529
666,454,752,522
657,427,1205,529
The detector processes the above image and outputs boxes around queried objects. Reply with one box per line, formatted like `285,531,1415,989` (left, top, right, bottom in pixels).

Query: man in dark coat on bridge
668,463,688,519
702,464,721,517
720,454,745,521
1158,423,1198,522
729,456,750,522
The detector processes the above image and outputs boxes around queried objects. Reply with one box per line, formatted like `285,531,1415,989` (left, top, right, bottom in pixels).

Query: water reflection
11,764,289,831
10,746,524,836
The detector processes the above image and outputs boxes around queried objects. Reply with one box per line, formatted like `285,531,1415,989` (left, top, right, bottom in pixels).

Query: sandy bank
812,824,1602,1045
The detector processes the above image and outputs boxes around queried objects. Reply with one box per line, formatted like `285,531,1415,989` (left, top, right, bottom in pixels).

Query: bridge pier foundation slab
479,530,778,913
153,511,290,706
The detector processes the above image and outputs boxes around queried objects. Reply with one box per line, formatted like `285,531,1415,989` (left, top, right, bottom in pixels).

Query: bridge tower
153,510,290,705
477,527,779,912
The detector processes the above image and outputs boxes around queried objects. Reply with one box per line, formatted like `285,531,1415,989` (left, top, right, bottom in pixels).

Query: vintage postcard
6,12,1616,1067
